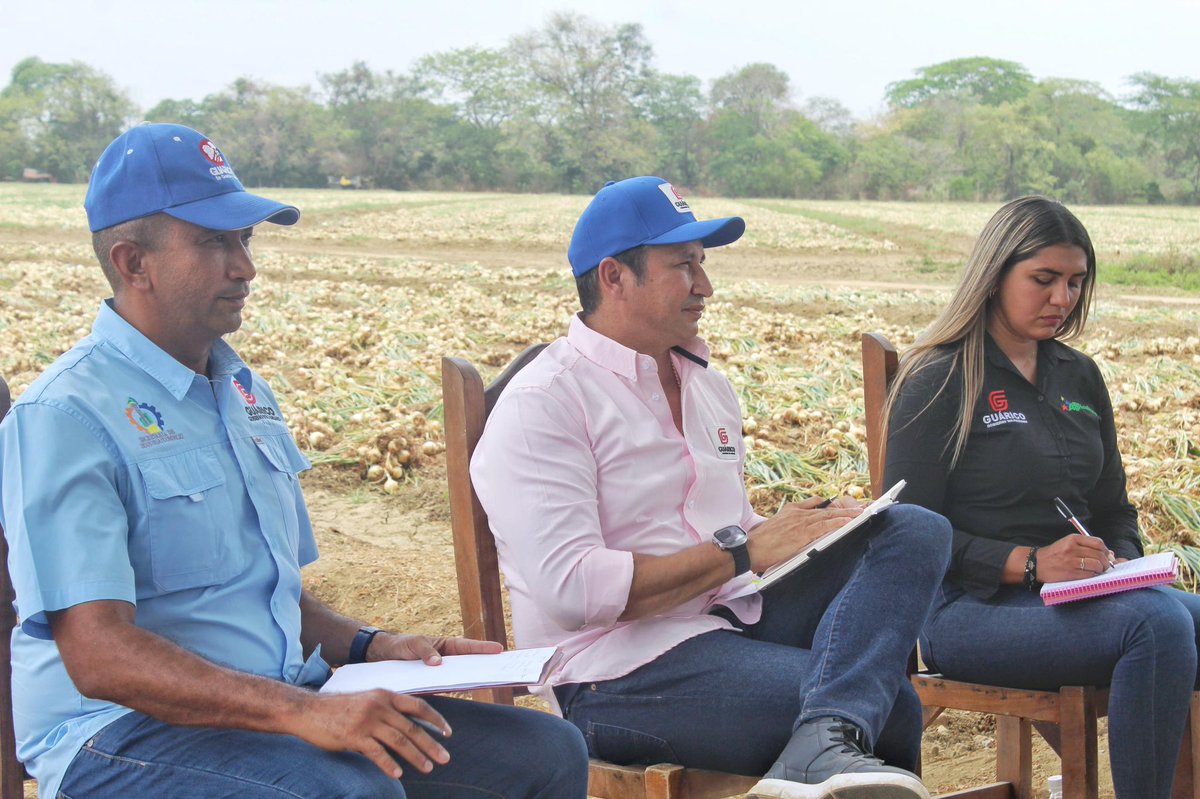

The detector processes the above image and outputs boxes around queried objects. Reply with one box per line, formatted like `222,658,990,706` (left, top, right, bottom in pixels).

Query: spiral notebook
1040,552,1179,606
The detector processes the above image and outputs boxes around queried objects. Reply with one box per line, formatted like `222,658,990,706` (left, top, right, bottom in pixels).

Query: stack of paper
320,647,563,695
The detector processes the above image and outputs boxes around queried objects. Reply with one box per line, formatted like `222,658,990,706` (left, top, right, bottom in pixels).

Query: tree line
3,12,1199,204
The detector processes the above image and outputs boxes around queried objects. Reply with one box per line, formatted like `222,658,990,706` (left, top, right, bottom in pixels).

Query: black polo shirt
884,334,1142,598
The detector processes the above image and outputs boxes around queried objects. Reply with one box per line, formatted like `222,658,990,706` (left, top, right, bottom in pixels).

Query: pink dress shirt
471,315,766,700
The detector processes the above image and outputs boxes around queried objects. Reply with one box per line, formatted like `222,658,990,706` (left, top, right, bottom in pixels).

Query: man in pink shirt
471,177,951,799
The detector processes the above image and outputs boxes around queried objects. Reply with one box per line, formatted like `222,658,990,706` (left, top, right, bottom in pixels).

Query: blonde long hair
883,196,1098,467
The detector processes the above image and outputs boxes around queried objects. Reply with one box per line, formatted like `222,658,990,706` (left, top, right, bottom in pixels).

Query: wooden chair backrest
0,375,29,798
861,332,899,498
441,345,547,704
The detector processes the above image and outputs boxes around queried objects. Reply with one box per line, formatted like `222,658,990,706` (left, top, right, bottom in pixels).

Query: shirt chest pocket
138,448,243,592
250,434,310,556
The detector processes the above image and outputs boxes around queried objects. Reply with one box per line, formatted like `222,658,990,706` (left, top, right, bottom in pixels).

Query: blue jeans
58,695,589,798
555,504,951,776
921,581,1200,799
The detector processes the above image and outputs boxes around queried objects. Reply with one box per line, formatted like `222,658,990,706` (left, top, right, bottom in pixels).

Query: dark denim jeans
921,581,1200,799
58,694,589,798
555,504,951,776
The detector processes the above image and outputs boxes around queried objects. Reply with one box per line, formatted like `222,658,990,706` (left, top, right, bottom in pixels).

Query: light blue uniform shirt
0,300,325,798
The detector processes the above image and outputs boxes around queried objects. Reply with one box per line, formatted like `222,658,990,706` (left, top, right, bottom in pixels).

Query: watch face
713,525,748,549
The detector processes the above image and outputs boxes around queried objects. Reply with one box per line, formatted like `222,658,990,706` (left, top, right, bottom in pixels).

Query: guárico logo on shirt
234,378,281,423
980,389,1028,429
710,425,738,460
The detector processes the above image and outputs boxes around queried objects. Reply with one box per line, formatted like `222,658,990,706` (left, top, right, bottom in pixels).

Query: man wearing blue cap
471,177,951,798
0,123,588,798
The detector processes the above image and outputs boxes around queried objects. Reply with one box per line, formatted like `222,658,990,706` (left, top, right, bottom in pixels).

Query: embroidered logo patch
711,425,738,460
657,182,692,214
1060,396,1100,418
199,138,236,181
125,397,164,434
233,378,257,405
979,388,1026,428
125,397,185,448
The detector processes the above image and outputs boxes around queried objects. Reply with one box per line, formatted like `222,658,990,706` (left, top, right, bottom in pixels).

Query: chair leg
1032,720,1062,757
995,716,1034,799
1171,692,1200,799
1059,686,1099,799
644,763,684,799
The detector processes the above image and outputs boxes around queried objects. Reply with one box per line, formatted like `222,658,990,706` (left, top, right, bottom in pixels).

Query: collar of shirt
567,313,710,381
93,299,253,399
984,332,1078,375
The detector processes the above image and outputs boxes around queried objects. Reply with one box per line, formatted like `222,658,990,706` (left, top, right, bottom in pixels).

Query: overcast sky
3,0,1197,118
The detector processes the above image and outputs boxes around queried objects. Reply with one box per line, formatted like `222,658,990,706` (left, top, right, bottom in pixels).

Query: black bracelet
1023,547,1040,591
348,626,382,664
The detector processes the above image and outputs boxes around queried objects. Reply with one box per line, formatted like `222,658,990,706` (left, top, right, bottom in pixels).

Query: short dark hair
575,245,648,317
91,214,168,292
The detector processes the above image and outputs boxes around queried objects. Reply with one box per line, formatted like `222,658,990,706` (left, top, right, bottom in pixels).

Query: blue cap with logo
567,176,744,277
84,123,300,233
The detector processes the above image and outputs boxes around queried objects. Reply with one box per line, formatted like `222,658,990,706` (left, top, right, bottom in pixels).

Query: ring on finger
1079,557,1086,570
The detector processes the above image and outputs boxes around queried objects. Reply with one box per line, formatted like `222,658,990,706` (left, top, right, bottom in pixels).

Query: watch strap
348,625,382,664
729,543,751,577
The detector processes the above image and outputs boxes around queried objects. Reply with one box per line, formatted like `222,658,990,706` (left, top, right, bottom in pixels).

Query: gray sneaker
746,717,929,799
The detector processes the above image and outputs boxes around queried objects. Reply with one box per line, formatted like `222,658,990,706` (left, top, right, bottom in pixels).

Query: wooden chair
0,375,33,799
442,347,758,799
862,332,1200,799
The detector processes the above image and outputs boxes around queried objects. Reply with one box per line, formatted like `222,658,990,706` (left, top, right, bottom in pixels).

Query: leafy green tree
157,79,338,187
886,57,1034,109
706,108,843,197
959,103,1056,199
704,63,846,198
414,47,524,130
0,93,33,180
1,57,136,182
509,12,657,191
1128,72,1200,202
801,96,856,139
1022,79,1144,202
848,124,933,200
641,73,706,185
710,63,790,133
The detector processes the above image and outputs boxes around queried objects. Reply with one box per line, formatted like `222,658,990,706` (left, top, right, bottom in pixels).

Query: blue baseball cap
84,123,300,233
567,176,744,277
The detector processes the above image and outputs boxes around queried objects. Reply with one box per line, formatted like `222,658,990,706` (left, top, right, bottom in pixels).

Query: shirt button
688,500,696,508
641,362,653,371
1037,395,1044,402
651,393,661,401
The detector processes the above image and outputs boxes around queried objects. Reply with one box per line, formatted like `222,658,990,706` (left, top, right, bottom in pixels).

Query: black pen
1054,496,1116,568
815,498,833,509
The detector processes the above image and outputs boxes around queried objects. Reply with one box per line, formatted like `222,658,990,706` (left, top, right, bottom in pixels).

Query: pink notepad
1041,552,1179,606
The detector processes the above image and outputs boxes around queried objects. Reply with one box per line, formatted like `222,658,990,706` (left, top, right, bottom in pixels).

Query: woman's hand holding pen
1036,533,1118,582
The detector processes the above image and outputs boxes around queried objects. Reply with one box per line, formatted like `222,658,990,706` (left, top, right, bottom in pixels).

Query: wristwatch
348,625,382,664
712,525,751,576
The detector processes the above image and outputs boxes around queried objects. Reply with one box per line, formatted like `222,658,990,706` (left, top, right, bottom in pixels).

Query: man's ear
109,240,151,292
595,256,628,299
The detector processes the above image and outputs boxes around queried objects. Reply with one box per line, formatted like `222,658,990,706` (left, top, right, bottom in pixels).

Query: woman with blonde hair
883,196,1200,797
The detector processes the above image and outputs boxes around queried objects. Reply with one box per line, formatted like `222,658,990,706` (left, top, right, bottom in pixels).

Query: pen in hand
1053,496,1117,569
